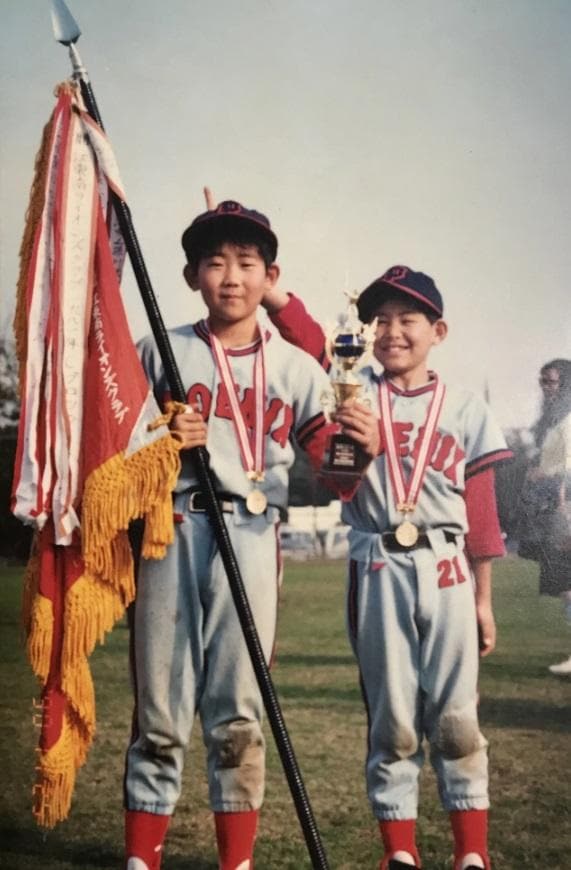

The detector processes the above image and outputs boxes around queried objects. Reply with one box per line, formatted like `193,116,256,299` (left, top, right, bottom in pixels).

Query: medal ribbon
209,324,266,480
379,377,446,512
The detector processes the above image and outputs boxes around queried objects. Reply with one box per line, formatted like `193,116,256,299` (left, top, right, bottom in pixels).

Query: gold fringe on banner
33,713,78,830
26,594,54,685
28,433,180,827
82,433,181,576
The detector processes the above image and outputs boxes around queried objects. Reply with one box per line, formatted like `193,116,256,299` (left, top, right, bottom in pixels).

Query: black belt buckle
382,530,456,553
382,533,428,552
188,490,234,513
188,490,207,512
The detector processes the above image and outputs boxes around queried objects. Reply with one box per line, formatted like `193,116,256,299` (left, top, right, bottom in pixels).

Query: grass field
1,555,570,869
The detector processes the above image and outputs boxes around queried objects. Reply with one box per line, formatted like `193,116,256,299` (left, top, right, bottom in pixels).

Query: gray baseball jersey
137,320,332,507
345,364,511,558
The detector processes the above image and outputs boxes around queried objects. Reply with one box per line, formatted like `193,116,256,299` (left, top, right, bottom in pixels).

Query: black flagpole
49,2,330,867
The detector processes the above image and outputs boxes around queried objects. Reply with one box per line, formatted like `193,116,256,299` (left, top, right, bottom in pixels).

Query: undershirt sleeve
269,293,330,370
464,466,505,559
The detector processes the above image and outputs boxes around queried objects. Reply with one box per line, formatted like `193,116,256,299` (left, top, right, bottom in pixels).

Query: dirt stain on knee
387,723,419,760
213,720,265,799
434,707,483,759
216,720,265,770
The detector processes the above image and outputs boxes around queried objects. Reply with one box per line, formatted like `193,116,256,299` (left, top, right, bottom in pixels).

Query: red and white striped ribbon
209,327,267,480
379,377,446,512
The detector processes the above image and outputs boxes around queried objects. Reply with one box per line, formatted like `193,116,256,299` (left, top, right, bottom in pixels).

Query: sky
1,0,570,431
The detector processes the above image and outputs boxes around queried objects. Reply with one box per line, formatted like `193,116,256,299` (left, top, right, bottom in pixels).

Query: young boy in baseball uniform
123,200,379,870
263,266,512,870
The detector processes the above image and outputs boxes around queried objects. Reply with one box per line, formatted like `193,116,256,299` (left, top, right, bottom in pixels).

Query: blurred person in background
519,359,571,675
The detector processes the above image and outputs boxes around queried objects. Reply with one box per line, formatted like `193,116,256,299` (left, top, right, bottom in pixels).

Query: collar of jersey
382,371,438,397
194,319,272,356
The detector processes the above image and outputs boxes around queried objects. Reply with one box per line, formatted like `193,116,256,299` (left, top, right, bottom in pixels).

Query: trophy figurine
321,293,377,475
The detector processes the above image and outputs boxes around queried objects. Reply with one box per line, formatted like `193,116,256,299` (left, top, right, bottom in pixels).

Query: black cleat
388,861,421,870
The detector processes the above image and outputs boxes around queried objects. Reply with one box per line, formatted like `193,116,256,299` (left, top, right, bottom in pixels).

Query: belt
188,488,239,514
382,530,457,552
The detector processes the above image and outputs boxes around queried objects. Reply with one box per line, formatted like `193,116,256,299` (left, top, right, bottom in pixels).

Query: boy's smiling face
372,298,447,386
185,242,279,337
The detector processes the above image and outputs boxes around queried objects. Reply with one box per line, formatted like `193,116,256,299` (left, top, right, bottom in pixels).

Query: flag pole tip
50,0,81,46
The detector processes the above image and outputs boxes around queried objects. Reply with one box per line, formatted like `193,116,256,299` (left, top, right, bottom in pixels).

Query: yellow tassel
147,400,189,431
32,712,80,829
27,595,54,685
63,574,125,658
61,656,96,741
81,432,180,587
58,572,132,763
142,492,175,560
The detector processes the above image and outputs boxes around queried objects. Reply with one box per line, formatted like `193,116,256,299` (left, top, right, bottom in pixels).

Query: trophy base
324,433,364,476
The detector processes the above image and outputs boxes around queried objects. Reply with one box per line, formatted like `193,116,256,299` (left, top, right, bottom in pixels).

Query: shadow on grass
479,696,571,733
0,824,120,869
0,823,216,869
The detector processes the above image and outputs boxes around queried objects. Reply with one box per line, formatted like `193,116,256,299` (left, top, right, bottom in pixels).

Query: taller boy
123,201,379,870
264,266,512,870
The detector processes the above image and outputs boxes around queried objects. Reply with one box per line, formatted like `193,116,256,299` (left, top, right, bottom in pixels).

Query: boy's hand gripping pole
49,2,330,867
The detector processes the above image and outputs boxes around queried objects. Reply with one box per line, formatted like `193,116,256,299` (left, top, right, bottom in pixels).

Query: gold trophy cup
322,294,376,475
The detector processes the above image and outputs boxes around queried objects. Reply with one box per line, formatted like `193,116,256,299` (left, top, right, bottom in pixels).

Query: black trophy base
324,433,365,477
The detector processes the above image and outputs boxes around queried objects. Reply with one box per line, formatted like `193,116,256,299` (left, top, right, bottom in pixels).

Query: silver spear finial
50,0,88,81
50,0,81,45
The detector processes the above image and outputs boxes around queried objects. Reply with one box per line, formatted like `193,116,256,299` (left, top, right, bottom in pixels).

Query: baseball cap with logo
357,265,444,323
181,200,278,264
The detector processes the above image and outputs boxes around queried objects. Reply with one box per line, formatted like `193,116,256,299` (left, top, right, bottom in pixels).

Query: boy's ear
433,319,448,345
183,263,200,291
265,263,280,289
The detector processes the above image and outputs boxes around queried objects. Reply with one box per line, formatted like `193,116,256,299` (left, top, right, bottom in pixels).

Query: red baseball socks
125,808,258,869
450,809,490,870
125,810,170,870
215,809,259,870
379,819,422,868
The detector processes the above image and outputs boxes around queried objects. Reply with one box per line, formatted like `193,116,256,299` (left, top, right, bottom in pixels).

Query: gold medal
395,519,419,548
246,488,268,515
210,329,268,516
380,378,446,552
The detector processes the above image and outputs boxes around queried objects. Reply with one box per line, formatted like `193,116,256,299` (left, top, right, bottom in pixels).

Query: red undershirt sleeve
269,294,329,370
464,467,505,559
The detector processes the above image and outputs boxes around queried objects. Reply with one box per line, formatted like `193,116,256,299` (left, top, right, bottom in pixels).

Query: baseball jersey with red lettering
345,366,511,536
137,319,332,507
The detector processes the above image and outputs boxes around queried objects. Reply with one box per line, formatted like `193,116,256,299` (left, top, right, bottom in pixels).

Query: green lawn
1,556,569,869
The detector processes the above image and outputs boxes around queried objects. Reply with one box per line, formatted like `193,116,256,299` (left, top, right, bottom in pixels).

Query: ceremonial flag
12,82,181,827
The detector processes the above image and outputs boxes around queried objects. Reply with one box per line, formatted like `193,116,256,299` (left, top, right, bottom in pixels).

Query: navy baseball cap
182,200,278,263
357,265,444,322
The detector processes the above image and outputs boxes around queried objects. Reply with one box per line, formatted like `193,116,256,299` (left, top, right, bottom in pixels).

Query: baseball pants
346,531,489,820
124,494,281,815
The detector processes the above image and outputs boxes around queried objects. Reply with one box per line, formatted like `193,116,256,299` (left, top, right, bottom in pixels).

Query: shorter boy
263,266,512,869
123,200,379,870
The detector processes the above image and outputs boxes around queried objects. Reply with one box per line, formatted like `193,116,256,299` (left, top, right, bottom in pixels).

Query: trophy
322,293,377,475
